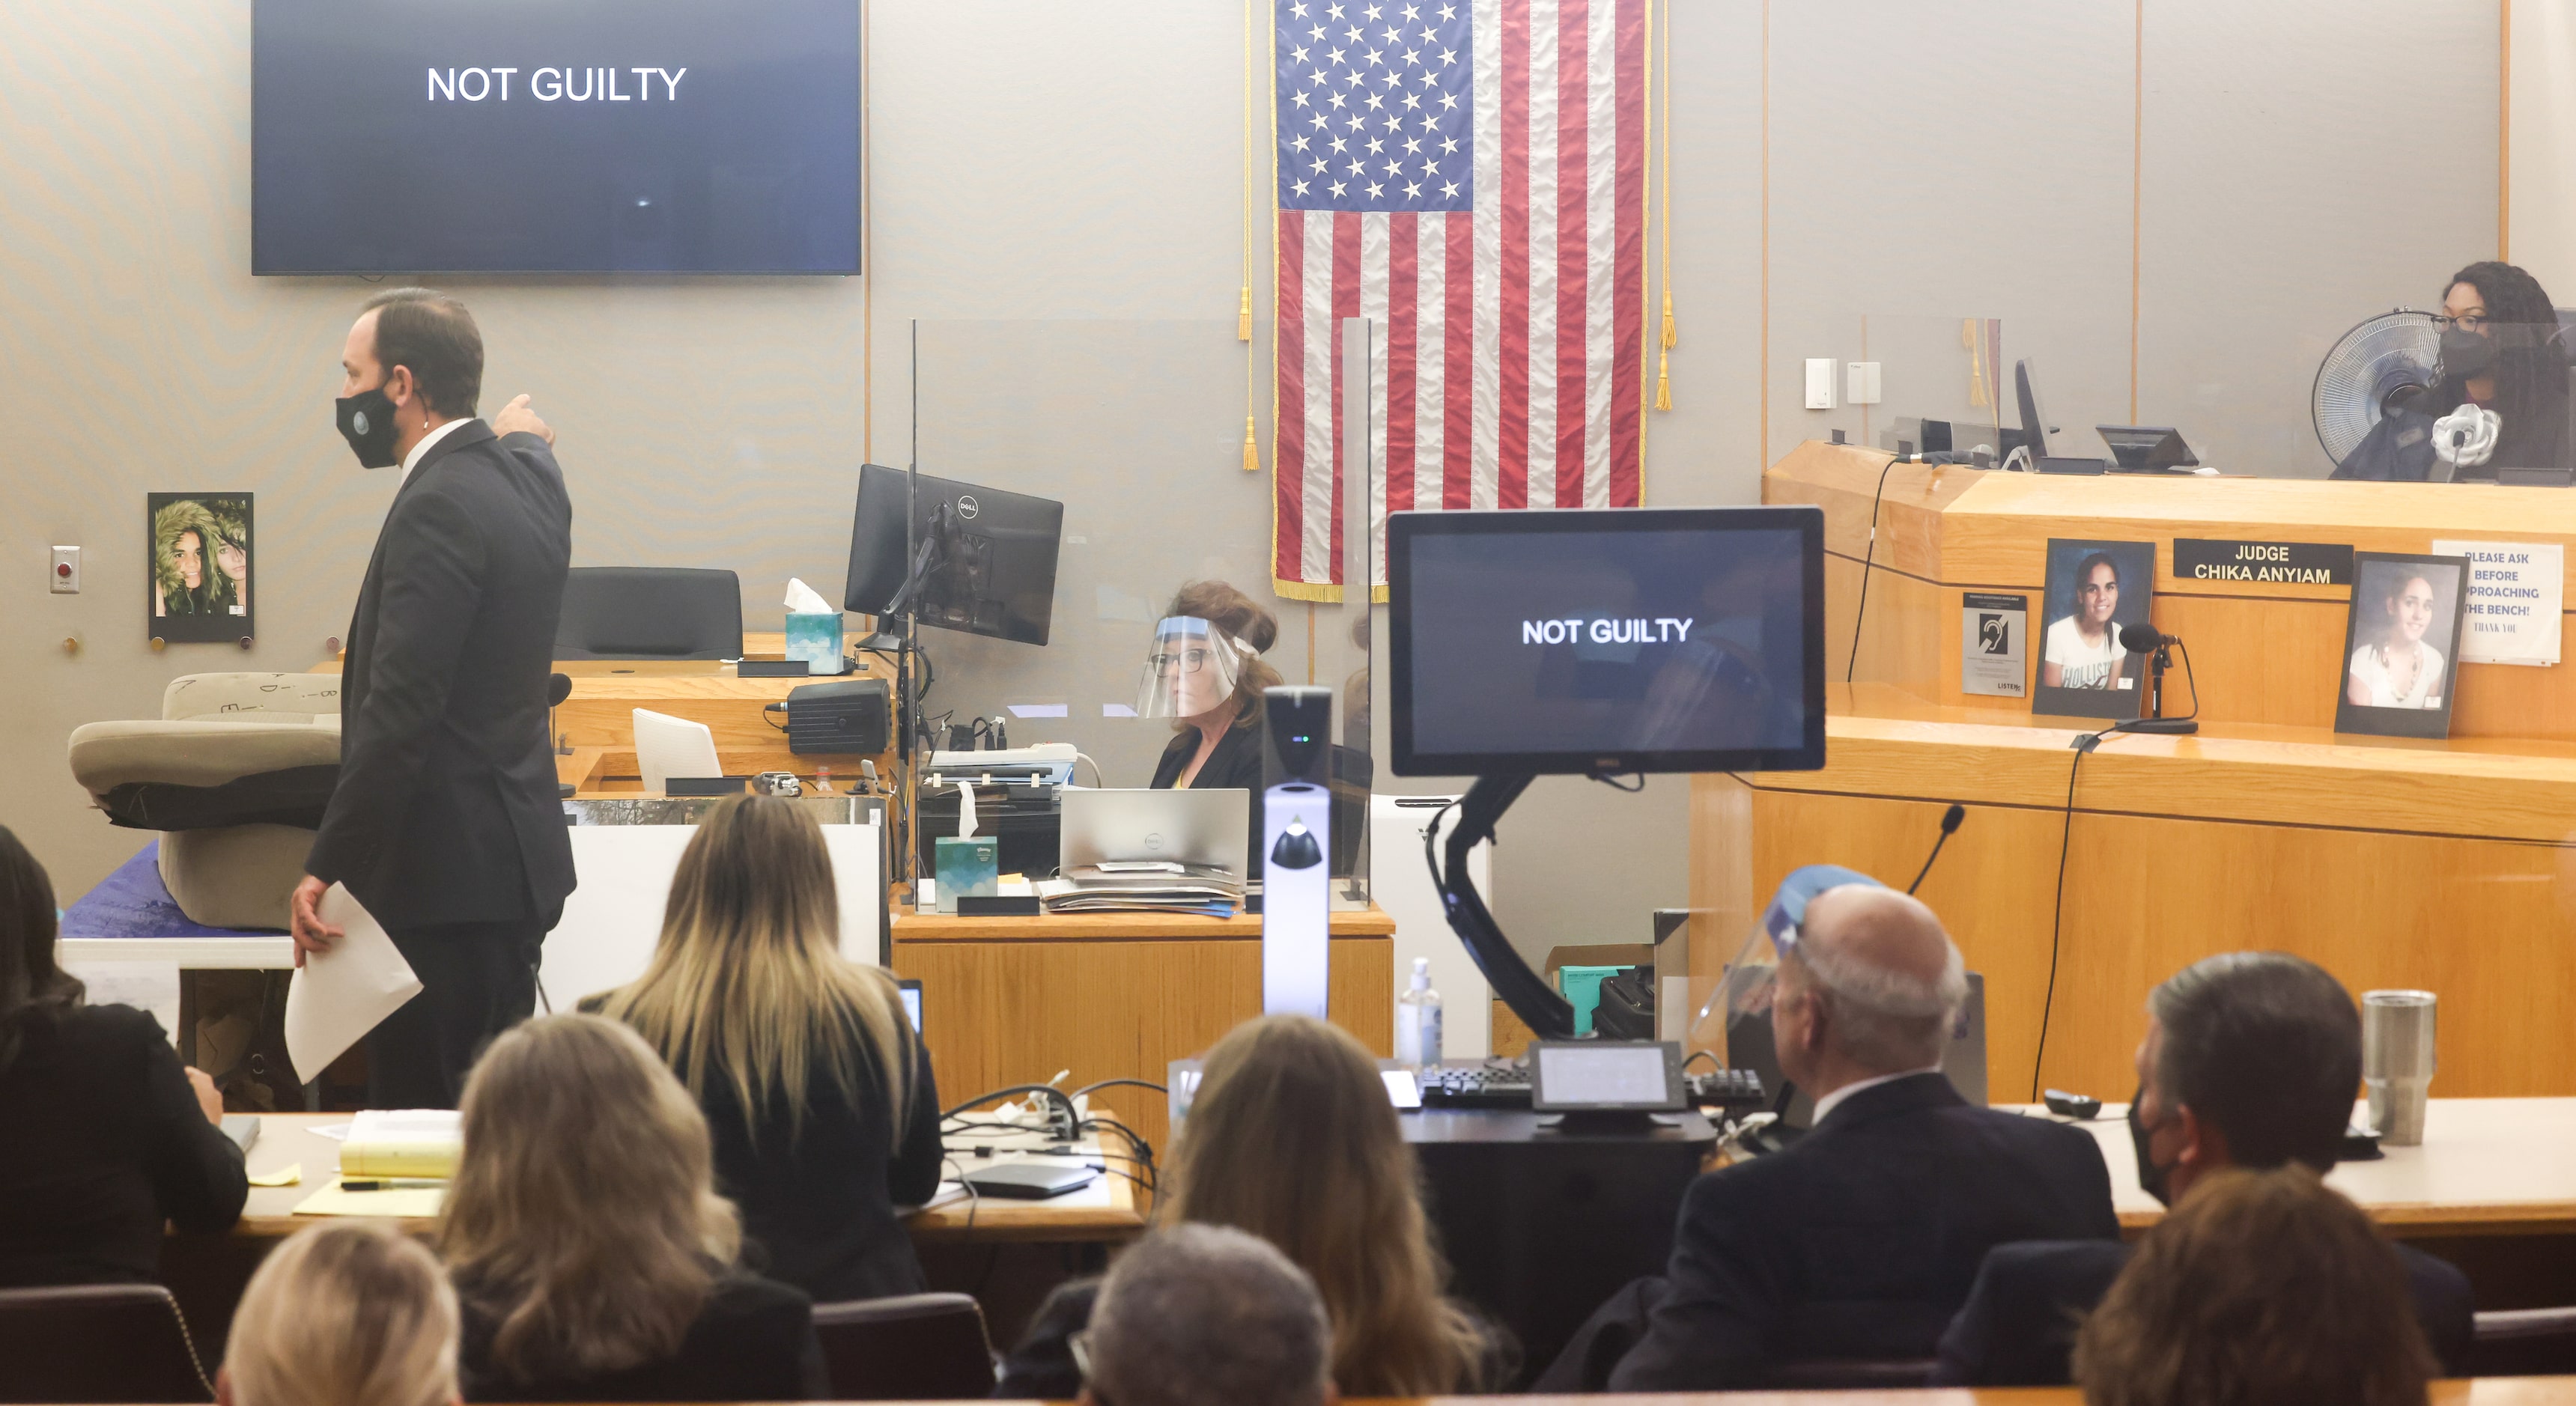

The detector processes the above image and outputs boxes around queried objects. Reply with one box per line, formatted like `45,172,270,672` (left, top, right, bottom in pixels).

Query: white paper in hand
285,885,423,1084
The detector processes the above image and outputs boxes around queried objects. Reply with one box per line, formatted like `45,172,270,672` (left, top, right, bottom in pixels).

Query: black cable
1845,453,1906,684
938,1154,982,1236
2030,726,2116,1100
2111,637,2202,733
1069,1078,1168,1099
1588,771,1646,793
1681,1049,1721,1075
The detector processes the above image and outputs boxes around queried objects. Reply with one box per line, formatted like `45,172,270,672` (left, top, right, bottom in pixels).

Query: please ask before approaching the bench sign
2172,538,2356,586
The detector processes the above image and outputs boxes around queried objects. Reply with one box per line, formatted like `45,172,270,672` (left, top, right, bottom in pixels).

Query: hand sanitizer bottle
1396,957,1443,1071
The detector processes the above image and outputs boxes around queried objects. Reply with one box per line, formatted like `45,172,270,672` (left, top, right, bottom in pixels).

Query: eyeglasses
2431,314,2489,333
1151,648,1215,674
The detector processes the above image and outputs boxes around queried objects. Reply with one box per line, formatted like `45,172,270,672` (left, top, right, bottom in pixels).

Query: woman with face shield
1140,582,1283,877
2345,571,2443,709
2334,261,2571,481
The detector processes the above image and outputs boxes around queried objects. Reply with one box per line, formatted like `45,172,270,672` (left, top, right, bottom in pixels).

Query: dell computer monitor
2014,359,2053,460
842,463,1063,646
1387,507,1826,776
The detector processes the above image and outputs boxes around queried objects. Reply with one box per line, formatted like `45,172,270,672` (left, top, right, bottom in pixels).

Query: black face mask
335,385,401,469
2440,326,2499,381
2127,1085,2176,1206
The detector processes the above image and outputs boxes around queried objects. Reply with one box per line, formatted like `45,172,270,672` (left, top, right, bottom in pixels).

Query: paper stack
1039,862,1244,918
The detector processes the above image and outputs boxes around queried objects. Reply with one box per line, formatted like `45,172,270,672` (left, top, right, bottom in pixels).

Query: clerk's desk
1698,444,2576,1108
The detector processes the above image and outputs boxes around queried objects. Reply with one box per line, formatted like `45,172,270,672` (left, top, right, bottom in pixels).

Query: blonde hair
595,794,914,1143
2075,1166,2433,1406
439,1014,741,1384
225,1222,458,1406
1160,1016,1491,1396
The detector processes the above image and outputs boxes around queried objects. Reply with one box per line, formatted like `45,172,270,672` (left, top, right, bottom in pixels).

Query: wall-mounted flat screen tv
252,0,860,274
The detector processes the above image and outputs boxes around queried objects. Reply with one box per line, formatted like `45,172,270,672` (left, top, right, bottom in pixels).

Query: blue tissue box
933,836,999,915
784,612,847,675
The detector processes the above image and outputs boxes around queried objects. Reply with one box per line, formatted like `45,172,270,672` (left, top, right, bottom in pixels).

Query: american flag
1271,0,1647,598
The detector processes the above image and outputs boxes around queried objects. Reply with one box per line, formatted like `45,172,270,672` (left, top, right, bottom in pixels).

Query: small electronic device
842,464,1064,646
1262,687,1334,1020
2044,1088,2103,1120
665,776,749,797
1379,1068,1424,1110
897,979,922,1033
1418,1063,1535,1108
2097,425,2201,472
633,708,723,794
960,1161,1099,1200
738,659,812,678
2037,456,2113,475
1528,1040,1686,1113
774,678,891,756
1060,788,1251,876
1386,506,1826,776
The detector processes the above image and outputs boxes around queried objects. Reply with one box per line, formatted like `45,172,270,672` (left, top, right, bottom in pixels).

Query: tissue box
933,837,999,915
784,612,847,675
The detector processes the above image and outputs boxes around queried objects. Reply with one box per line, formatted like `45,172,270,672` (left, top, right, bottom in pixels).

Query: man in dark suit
288,288,576,1109
1555,882,2119,1391
1932,952,2473,1384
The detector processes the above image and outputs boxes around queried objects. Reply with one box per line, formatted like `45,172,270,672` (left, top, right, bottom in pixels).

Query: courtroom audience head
1772,884,1968,1088
219,1221,461,1406
1161,580,1281,729
354,287,484,420
440,1013,741,1384
2133,951,2359,1202
0,824,76,1077
2074,1165,2431,1406
1163,1014,1492,1395
595,793,915,1142
1082,1223,1335,1406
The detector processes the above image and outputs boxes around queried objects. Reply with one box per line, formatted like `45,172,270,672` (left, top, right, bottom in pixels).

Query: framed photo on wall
148,493,253,644
2335,552,2471,739
2032,538,2156,721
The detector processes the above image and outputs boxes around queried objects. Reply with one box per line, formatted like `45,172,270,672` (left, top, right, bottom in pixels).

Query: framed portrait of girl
2335,553,2470,739
2032,538,2156,721
148,493,253,644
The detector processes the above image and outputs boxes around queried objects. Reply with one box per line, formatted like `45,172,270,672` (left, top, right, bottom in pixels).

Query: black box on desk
780,679,890,755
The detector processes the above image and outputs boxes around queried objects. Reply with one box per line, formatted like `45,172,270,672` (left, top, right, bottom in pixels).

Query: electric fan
2312,309,2440,466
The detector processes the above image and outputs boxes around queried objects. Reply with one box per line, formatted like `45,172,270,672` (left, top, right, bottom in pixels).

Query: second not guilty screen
1404,526,1811,758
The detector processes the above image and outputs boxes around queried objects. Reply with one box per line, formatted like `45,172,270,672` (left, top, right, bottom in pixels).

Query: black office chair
0,1283,213,1403
810,1291,996,1399
2470,1306,2576,1377
555,567,744,660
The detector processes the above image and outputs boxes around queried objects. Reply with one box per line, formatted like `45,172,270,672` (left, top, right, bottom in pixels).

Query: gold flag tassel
1654,347,1673,411
1660,288,1677,350
1239,286,1253,341
1242,415,1260,473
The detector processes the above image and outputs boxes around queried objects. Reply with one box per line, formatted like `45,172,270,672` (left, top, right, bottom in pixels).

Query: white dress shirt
398,416,474,487
1808,1063,1945,1126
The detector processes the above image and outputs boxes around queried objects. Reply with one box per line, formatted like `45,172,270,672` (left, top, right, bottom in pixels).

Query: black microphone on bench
1907,803,1966,895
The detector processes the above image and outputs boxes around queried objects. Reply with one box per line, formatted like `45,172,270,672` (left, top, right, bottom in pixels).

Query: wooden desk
1489,1387,2576,1404
1695,687,2576,1104
1772,439,2576,739
893,905,1398,1154
2029,1098,2576,1238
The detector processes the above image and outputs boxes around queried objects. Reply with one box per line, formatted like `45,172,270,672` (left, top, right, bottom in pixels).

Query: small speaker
780,678,890,755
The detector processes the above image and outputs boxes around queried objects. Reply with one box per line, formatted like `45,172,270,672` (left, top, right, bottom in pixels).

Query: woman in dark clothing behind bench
590,794,942,1304
0,825,246,1287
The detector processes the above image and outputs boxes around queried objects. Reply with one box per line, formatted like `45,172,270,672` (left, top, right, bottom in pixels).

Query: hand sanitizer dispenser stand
1261,686,1334,1018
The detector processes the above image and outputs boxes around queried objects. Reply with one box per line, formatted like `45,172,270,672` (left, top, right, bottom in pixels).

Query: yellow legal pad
292,1177,446,1218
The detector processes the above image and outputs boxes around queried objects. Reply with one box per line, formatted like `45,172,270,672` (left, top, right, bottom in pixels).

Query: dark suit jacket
1149,722,1266,879
308,422,576,928
1606,1072,2121,1391
1931,1233,2476,1386
0,1005,247,1287
459,1270,827,1402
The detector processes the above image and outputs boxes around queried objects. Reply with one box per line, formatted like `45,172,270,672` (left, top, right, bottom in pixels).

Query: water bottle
1396,957,1444,1070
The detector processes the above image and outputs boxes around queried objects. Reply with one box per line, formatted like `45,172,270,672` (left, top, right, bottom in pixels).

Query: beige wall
2512,0,2576,299
0,2,2506,969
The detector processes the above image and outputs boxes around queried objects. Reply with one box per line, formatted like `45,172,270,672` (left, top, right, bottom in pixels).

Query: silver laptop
1059,788,1250,876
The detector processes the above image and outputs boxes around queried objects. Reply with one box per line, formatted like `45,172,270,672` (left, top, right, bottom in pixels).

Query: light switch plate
1804,358,1836,410
1846,361,1883,405
49,546,79,594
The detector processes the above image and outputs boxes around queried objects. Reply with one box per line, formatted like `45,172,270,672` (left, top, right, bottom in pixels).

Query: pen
340,1178,442,1191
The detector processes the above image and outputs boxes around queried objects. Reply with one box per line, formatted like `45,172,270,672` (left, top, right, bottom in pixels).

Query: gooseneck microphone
1907,803,1967,895
2114,624,2199,734
2117,623,2175,653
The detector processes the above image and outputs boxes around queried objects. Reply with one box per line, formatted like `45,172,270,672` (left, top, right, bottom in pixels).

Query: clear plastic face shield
1692,864,1883,1052
1134,616,1252,720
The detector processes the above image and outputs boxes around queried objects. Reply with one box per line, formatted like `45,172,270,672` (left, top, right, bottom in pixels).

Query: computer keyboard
1415,1062,1769,1111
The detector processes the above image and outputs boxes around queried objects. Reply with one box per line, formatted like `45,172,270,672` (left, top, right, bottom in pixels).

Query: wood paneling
892,934,1394,1155
1772,439,2576,740
1698,719,2576,1104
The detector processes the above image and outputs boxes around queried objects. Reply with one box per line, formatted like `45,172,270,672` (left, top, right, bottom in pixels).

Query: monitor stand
1534,1110,1684,1135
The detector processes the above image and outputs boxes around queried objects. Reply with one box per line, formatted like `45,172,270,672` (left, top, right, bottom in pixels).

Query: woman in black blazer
1145,582,1286,880
0,828,246,1288
589,794,943,1305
